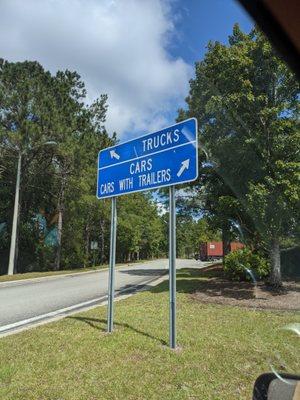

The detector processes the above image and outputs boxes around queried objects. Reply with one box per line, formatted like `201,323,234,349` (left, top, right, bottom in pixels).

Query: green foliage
178,24,300,285
117,193,164,262
224,248,270,281
1,58,188,273
0,59,166,273
176,216,220,258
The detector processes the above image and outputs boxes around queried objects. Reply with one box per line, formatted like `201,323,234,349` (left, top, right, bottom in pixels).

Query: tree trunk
54,177,66,271
54,207,63,270
99,219,105,264
85,223,90,267
222,224,231,267
269,238,282,287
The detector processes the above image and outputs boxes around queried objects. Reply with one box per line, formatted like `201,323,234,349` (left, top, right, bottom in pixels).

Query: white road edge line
0,296,107,333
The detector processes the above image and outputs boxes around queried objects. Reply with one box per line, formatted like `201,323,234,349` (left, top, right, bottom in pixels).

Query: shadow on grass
118,283,154,293
153,267,300,301
119,269,167,276
151,267,257,300
68,316,167,346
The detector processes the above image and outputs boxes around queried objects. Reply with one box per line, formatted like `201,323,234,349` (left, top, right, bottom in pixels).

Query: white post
8,152,22,275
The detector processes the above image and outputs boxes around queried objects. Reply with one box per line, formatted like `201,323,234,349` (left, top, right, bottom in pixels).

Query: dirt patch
191,266,300,311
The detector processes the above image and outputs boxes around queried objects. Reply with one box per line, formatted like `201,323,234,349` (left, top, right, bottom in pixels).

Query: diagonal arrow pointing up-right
177,159,190,177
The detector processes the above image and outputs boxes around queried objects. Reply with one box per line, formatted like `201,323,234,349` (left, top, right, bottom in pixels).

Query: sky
0,0,253,140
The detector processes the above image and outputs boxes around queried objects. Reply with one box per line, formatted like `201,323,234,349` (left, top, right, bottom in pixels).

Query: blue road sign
96,118,198,199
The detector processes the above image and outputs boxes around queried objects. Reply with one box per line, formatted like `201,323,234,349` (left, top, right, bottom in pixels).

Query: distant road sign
97,118,198,199
90,241,98,250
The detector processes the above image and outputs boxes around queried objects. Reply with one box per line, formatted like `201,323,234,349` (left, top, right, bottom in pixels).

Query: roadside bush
224,248,270,281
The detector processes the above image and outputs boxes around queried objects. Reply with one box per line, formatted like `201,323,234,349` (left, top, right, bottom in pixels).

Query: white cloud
0,0,192,137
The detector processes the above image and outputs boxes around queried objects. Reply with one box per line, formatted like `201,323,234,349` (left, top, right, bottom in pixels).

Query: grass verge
0,260,148,283
0,265,106,283
0,268,299,400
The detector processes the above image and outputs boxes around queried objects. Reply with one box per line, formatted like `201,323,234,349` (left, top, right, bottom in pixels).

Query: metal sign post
169,185,176,349
107,197,117,333
90,241,98,266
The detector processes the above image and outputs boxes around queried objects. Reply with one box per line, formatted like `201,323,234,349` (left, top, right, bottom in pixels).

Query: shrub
224,247,270,281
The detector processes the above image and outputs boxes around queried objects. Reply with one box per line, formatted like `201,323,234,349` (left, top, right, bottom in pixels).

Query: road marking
0,296,107,334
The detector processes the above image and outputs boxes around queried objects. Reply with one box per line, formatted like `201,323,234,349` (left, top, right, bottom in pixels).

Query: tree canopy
0,59,215,274
178,25,300,286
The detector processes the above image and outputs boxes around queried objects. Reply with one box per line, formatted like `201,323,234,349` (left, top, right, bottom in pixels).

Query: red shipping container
199,241,244,261
199,241,223,261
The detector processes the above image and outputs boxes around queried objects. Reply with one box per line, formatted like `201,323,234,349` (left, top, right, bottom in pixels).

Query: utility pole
7,152,21,275
7,141,57,275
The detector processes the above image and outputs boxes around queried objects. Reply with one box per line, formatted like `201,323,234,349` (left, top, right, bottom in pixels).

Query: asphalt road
0,258,203,335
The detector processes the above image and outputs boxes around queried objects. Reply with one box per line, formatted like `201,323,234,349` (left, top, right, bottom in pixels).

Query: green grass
0,260,148,283
0,268,299,400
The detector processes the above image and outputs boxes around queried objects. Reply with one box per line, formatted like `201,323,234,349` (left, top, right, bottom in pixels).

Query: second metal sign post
107,196,117,333
169,185,176,349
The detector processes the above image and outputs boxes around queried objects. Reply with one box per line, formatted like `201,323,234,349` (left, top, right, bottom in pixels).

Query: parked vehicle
199,241,244,261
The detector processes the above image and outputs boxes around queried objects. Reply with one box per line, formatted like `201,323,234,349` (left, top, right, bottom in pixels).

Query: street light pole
7,152,22,275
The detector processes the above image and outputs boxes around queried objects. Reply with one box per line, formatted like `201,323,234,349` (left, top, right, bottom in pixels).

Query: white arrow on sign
110,149,120,160
177,159,190,177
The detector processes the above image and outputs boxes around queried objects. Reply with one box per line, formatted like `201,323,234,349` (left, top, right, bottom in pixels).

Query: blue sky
154,0,254,134
0,0,253,140
168,0,253,64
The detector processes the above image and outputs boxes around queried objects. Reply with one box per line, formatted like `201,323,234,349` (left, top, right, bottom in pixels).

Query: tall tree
0,60,113,272
0,60,60,272
117,193,164,262
179,25,299,286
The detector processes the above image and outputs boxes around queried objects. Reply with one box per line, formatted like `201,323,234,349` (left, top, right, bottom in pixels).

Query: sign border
96,117,198,199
